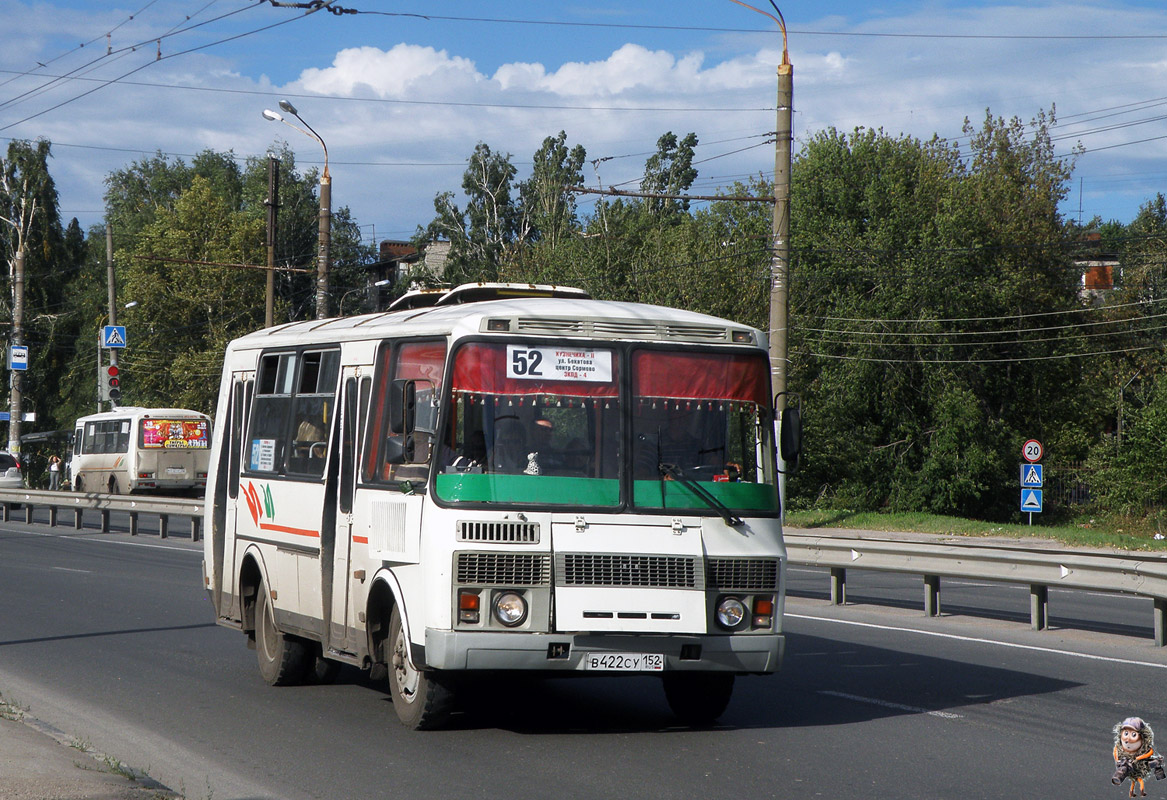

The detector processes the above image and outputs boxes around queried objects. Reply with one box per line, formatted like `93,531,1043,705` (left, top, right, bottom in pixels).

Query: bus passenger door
221,373,252,621
329,373,363,653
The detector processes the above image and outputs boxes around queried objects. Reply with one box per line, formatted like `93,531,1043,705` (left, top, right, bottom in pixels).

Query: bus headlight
493,591,528,627
715,596,746,630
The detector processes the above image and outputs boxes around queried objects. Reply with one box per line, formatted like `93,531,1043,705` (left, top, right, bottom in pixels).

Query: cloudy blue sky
4,0,1167,246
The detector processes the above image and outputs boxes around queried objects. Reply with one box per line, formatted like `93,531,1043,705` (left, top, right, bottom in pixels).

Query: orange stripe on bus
258,522,320,538
353,535,369,544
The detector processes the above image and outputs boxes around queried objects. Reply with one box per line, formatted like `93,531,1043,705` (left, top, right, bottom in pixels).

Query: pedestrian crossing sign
1020,463,1043,487
102,325,127,349
1020,489,1043,513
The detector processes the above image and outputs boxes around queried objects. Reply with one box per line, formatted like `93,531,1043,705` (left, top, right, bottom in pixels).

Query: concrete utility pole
107,224,118,378
729,1,793,408
7,247,23,455
265,156,280,328
771,53,792,407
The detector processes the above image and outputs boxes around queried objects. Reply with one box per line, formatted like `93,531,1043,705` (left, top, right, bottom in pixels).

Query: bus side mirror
385,434,415,464
778,404,802,475
389,379,416,435
385,379,418,465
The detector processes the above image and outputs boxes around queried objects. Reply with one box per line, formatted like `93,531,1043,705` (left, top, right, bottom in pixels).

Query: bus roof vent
458,520,540,544
513,317,586,335
664,323,730,341
508,317,732,342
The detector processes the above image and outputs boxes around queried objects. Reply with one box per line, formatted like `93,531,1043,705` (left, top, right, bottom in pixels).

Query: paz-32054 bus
203,283,800,729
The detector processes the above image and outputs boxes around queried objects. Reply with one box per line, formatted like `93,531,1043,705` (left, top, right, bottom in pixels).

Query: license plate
585,653,664,672
166,467,186,475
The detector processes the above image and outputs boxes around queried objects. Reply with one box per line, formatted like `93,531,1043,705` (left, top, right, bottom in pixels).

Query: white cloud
297,44,482,98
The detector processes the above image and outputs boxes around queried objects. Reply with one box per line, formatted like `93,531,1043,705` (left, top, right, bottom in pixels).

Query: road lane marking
52,566,91,573
818,690,962,719
786,612,1167,670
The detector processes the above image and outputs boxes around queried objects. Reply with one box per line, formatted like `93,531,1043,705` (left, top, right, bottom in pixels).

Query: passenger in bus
295,416,326,459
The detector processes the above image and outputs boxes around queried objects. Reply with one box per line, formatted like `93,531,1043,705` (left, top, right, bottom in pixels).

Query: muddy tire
255,581,309,686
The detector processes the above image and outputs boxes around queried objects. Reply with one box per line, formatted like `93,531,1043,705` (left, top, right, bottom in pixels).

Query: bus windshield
434,343,778,514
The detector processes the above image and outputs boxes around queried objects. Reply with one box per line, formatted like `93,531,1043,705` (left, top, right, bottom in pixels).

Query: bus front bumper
423,629,783,674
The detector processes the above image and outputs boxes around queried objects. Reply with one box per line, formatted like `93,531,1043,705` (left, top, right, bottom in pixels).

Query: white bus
203,283,799,729
70,407,211,495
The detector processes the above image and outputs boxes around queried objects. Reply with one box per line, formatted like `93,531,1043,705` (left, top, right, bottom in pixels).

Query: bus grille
456,552,550,586
557,553,699,588
458,520,540,544
706,558,780,591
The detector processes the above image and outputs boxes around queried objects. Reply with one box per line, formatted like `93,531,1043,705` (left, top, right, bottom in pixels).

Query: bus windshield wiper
659,462,743,526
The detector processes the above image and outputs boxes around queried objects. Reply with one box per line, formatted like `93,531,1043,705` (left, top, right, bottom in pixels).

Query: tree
519,131,587,248
417,143,521,283
787,111,1085,519
640,132,699,218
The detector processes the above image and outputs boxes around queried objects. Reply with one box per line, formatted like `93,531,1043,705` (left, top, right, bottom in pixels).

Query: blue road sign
8,345,28,371
101,325,127,349
1020,463,1043,487
1021,488,1043,513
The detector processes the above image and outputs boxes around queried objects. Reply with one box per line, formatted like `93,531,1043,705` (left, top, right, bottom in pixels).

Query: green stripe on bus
435,474,620,505
435,474,777,512
632,479,779,512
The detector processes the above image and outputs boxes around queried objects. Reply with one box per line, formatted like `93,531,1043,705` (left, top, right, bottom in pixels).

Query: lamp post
339,279,391,316
263,100,331,319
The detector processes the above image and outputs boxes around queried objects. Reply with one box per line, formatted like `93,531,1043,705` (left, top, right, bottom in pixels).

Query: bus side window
288,350,339,477
246,352,295,475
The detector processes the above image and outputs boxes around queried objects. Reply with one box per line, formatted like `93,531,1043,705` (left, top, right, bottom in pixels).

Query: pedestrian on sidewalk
48,454,61,490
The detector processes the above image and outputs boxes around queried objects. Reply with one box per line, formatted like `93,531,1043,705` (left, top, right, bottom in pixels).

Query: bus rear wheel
662,672,735,725
387,606,452,730
255,581,308,685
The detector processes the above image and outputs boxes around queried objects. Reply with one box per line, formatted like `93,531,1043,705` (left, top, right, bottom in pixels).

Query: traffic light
106,364,121,403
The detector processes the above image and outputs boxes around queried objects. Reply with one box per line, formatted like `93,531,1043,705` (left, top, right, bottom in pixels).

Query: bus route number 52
509,347,544,377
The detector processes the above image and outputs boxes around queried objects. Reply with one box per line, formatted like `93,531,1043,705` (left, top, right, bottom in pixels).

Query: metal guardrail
0,488,203,541
785,531,1167,647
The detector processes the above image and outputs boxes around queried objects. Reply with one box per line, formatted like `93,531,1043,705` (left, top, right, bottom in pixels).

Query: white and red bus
203,283,799,728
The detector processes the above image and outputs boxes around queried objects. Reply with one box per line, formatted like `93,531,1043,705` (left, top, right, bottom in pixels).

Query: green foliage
1087,380,1167,514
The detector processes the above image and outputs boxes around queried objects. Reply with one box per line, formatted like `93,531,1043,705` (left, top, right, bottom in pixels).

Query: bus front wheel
662,672,735,725
387,606,452,730
255,580,308,686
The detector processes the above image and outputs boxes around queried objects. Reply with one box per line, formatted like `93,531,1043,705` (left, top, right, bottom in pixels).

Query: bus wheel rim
392,630,419,702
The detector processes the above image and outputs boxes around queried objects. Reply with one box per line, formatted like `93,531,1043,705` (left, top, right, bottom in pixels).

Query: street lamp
339,278,392,316
263,100,331,319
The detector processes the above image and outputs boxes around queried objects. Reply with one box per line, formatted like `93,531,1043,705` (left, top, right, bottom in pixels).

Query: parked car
0,451,22,489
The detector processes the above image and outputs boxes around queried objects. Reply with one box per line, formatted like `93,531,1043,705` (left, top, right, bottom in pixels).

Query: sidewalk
0,712,178,800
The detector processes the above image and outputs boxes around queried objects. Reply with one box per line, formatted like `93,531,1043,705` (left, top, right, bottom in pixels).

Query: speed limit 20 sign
1022,439,1043,463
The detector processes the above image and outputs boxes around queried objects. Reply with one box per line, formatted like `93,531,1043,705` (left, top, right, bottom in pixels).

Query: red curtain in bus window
452,342,619,398
633,350,770,405
396,341,446,387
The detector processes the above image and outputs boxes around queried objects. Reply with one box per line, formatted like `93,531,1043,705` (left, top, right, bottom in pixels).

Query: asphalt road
1,517,1164,800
